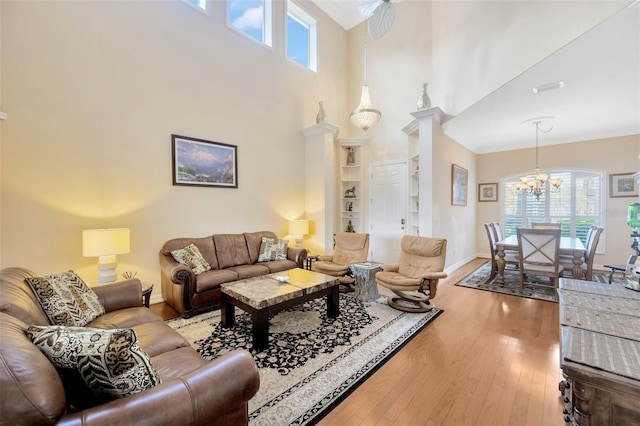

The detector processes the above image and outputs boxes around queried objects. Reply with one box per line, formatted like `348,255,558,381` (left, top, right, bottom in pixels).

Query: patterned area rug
455,263,618,303
167,294,442,425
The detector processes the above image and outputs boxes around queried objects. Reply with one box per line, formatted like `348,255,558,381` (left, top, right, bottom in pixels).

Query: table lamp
289,220,309,248
83,228,130,284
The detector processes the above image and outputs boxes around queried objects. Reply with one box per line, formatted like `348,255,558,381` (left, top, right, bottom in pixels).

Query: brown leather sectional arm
57,350,260,426
92,279,143,312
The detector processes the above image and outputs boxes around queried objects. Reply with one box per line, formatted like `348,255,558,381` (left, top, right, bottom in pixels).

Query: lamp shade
289,220,309,236
83,228,130,257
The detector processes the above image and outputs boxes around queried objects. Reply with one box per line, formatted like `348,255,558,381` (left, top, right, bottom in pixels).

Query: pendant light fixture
350,29,381,133
514,117,562,200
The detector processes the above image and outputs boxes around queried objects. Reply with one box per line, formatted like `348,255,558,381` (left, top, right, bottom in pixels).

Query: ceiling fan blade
368,2,395,39
358,0,382,17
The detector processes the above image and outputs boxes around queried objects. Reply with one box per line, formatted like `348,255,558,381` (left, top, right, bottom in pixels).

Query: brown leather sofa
160,231,306,318
0,267,260,426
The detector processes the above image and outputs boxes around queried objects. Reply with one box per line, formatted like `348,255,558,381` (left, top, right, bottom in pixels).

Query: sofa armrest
57,350,260,426
318,255,333,262
92,279,142,312
159,253,195,285
287,247,307,268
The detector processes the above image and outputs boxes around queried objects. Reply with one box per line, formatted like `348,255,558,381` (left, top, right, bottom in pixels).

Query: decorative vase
417,83,431,110
316,101,327,124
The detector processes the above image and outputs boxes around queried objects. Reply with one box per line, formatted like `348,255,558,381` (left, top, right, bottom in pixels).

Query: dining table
495,235,586,284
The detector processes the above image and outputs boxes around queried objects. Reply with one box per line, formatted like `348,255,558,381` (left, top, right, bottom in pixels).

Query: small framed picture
478,183,498,202
609,172,638,198
172,135,238,188
451,164,468,206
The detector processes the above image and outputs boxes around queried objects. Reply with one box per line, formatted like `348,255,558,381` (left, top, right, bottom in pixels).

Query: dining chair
532,222,562,229
516,227,563,291
560,225,603,281
485,223,518,278
491,222,504,241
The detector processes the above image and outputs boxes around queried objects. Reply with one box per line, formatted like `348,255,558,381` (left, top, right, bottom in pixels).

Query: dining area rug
455,263,618,303
167,293,442,425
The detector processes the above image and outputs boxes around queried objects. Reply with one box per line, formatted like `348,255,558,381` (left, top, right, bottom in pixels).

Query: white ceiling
311,1,640,154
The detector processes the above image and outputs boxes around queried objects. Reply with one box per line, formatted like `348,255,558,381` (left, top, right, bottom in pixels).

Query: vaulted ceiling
312,0,640,154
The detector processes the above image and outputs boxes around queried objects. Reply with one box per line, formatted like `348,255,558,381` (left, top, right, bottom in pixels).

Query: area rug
167,294,442,425
455,263,620,303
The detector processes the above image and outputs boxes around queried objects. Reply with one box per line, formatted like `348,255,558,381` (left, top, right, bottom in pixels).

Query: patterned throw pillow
25,271,105,327
170,243,212,275
258,237,289,262
26,325,160,402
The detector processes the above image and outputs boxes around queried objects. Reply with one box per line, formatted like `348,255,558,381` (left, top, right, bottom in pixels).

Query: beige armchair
313,233,370,288
375,236,447,313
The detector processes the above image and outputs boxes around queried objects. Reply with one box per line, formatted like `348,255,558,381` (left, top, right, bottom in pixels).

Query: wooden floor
152,258,565,425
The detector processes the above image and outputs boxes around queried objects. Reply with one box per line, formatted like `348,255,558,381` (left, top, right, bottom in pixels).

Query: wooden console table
557,278,640,425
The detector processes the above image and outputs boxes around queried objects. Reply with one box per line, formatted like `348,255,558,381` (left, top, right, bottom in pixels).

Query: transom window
228,0,273,47
501,170,604,247
286,1,317,71
183,0,207,12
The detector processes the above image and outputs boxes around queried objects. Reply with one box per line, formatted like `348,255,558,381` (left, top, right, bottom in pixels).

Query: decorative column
302,122,340,254
402,106,444,237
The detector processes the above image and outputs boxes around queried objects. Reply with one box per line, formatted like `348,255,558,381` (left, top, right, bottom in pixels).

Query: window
228,0,272,47
286,1,317,71
183,0,207,11
502,170,604,246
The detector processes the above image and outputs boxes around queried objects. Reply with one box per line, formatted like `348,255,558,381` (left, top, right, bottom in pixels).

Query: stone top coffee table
220,268,340,351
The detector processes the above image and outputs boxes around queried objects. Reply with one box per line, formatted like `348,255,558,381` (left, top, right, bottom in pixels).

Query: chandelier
350,40,381,132
514,118,562,200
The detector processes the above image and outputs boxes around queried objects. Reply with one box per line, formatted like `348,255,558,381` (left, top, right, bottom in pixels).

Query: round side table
141,282,154,308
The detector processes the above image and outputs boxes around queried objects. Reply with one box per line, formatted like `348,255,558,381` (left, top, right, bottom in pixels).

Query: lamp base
295,237,304,249
97,255,118,284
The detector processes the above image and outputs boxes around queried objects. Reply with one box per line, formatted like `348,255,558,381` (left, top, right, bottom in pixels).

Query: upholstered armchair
375,236,447,312
313,233,370,286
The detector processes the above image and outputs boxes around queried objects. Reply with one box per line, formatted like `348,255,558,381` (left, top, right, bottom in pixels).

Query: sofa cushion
257,237,289,262
245,231,278,263
262,259,298,273
227,264,271,280
171,243,212,275
26,325,161,402
25,271,105,327
0,313,66,425
214,234,251,269
151,346,207,382
162,236,219,270
86,306,164,329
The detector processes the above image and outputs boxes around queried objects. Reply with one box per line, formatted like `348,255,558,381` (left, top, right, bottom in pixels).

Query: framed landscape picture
609,172,637,198
478,182,498,202
172,135,238,188
451,164,468,206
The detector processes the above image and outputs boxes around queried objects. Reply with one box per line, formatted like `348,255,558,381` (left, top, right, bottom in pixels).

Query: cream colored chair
560,225,603,281
517,227,563,291
375,236,447,312
313,233,369,288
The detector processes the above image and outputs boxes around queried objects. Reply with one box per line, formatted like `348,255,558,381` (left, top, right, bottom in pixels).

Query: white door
369,162,407,263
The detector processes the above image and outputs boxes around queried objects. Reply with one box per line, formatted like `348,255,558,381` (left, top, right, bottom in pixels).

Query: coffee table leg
326,286,339,318
252,309,269,351
221,295,235,327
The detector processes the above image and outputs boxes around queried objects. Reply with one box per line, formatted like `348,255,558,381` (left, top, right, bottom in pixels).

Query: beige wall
476,135,640,266
0,0,348,285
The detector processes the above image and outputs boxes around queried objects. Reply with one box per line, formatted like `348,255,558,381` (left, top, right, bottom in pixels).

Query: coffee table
220,268,340,351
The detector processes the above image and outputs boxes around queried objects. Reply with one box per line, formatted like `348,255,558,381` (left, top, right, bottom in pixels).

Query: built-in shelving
338,140,365,234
